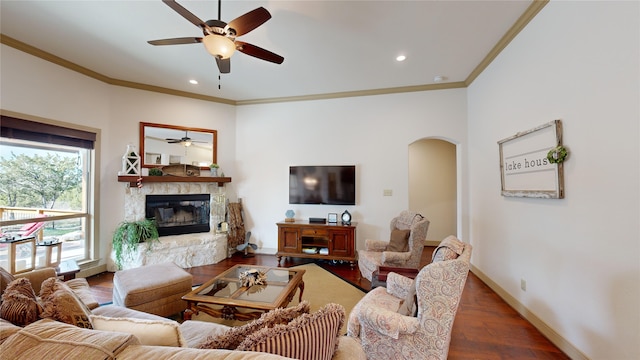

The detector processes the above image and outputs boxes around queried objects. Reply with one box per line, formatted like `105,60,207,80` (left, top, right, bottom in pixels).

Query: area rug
189,263,365,334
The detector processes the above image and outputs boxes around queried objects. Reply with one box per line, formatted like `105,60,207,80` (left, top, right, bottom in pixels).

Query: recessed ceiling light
396,55,406,62
433,75,446,82
189,79,198,85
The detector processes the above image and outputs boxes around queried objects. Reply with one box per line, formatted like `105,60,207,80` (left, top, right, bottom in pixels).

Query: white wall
1,42,468,265
467,1,639,359
235,90,467,252
1,45,112,269
0,45,237,270
104,87,236,265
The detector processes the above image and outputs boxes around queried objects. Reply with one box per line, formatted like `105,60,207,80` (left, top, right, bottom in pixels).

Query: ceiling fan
166,131,206,147
148,0,284,74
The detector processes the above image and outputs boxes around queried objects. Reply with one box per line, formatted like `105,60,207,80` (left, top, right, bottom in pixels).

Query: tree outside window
0,141,91,270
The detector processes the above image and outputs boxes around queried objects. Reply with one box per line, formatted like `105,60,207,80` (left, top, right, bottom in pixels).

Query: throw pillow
0,278,42,326
236,303,345,360
387,229,411,252
90,315,186,347
65,278,100,310
39,277,93,329
0,267,15,299
198,300,311,350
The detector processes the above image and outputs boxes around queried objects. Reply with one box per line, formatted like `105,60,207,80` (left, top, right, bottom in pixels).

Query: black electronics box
309,217,326,223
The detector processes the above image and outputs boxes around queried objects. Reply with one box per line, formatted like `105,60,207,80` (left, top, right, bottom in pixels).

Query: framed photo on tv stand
327,213,338,223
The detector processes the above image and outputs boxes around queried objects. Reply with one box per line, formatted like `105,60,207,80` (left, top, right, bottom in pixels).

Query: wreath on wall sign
547,145,569,164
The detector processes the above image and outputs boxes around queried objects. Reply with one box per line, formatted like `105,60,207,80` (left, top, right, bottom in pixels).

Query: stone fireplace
109,181,228,271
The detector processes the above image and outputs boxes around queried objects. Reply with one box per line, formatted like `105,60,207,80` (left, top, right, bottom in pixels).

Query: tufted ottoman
112,262,193,317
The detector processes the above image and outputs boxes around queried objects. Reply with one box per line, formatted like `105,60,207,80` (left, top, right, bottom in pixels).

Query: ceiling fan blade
162,0,208,30
216,57,231,74
148,37,202,46
236,41,284,64
228,7,271,36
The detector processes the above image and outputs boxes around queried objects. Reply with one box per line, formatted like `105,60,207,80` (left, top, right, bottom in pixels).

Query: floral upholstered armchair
358,211,429,281
348,237,472,360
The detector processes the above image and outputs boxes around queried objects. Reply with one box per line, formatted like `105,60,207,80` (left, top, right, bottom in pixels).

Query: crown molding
236,82,467,106
465,0,549,86
0,34,235,106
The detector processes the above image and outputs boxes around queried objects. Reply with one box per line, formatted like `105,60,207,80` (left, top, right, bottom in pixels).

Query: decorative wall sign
498,120,564,199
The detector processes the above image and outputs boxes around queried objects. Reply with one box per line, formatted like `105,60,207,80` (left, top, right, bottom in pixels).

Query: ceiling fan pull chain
218,75,221,90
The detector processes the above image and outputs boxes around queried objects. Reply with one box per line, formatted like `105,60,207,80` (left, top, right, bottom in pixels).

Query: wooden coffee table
182,264,305,321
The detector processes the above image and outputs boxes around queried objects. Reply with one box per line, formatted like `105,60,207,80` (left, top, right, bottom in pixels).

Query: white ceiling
0,0,536,103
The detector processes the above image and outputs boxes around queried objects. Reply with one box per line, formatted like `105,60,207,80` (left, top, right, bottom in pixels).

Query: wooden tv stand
276,220,357,266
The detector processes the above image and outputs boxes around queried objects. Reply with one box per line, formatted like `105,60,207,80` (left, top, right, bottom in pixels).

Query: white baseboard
78,263,108,278
254,247,277,255
470,265,588,360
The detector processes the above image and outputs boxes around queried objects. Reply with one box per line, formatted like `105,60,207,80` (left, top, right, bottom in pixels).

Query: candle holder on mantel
120,144,140,176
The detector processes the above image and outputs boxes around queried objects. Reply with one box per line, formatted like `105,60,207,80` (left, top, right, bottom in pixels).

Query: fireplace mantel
117,175,231,187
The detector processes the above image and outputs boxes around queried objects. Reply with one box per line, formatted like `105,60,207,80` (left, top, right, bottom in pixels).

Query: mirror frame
139,122,217,169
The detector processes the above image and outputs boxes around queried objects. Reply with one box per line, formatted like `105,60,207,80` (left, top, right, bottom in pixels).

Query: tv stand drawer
301,228,329,237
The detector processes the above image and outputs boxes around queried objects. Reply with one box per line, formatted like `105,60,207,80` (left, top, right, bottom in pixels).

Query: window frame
0,114,99,266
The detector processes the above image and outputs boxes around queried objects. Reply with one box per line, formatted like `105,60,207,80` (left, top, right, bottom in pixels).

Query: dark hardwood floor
86,247,569,359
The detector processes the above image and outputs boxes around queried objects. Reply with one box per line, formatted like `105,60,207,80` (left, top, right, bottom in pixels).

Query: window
0,115,96,272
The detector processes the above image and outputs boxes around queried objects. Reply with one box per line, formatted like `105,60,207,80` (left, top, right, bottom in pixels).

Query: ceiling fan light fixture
183,139,193,147
203,34,236,59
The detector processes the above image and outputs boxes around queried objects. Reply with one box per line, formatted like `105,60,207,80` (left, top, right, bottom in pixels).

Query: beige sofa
0,316,293,359
0,267,365,360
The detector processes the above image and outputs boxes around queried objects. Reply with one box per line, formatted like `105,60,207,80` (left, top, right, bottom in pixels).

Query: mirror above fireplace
140,122,217,168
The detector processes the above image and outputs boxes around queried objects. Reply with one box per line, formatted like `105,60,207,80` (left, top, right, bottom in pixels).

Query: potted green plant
148,168,163,176
112,218,159,269
209,163,219,177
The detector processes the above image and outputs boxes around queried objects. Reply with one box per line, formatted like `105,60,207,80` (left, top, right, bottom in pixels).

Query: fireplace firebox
145,194,210,236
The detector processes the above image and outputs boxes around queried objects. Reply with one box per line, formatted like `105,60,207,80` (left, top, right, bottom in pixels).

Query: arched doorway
408,139,457,245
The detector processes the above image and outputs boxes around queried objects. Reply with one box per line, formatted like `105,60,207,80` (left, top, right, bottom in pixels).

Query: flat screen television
289,165,356,205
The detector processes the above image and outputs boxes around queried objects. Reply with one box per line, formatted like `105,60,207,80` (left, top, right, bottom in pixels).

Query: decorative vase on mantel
121,144,140,176
209,164,219,177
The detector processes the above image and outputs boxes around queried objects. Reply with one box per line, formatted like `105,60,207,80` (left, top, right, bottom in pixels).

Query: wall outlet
520,278,527,291
383,189,393,196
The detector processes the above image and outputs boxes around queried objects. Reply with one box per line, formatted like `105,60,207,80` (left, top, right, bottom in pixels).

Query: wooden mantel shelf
117,175,231,187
